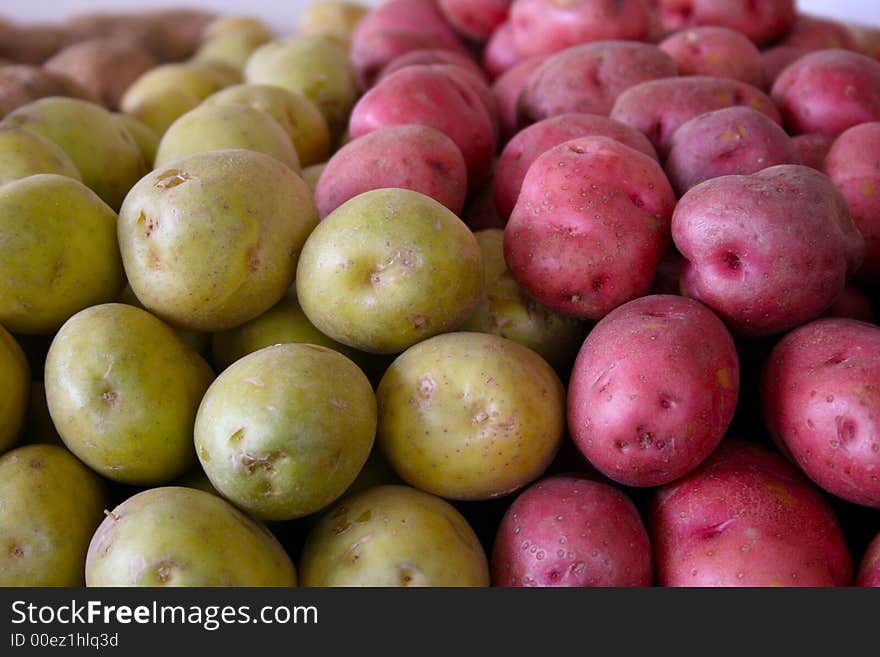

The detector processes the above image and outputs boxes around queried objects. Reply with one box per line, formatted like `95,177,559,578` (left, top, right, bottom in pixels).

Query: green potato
244,36,357,140
296,1,368,45
86,486,297,587
203,15,275,43
377,332,565,500
0,174,125,334
194,31,272,72
115,113,159,168
45,303,215,485
20,381,63,448
0,125,80,184
203,83,331,166
194,343,377,521
117,283,210,359
0,325,29,454
301,163,325,194
300,485,489,587
296,188,483,354
461,229,585,372
2,97,147,210
0,444,106,586
155,103,300,172
118,149,318,331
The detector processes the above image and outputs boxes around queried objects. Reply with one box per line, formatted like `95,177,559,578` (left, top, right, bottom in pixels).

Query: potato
118,149,318,332
778,14,858,51
0,174,125,335
45,303,214,485
301,163,325,193
297,1,368,45
664,106,800,196
348,65,495,188
792,132,833,171
348,0,469,89
460,229,584,372
821,286,875,323
378,48,487,83
115,112,159,168
672,165,865,337
824,122,880,287
491,55,547,142
0,325,29,455
202,83,331,167
568,294,738,487
0,64,99,119
300,485,489,586
377,332,564,499
315,125,467,218
494,113,658,221
658,26,764,87
194,30,272,72
0,24,65,64
517,41,677,123
0,125,81,184
651,439,853,586
154,103,300,172
504,136,676,320
610,76,781,156
43,38,159,110
771,49,880,137
656,0,795,46
483,20,522,78
20,382,63,448
509,0,651,59
761,45,810,88
194,343,375,521
761,318,880,508
0,445,106,586
439,0,510,42
491,475,652,586
858,532,880,586
85,487,297,586
3,96,147,210
244,36,358,140
296,188,482,354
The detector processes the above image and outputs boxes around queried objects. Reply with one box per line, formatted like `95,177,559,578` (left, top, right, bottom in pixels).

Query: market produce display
1,0,880,588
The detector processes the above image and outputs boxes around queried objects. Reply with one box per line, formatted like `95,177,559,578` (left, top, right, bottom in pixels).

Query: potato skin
568,295,738,487
650,439,853,587
672,165,864,337
0,125,81,185
656,0,795,46
0,326,29,455
491,475,652,586
504,135,675,320
771,49,880,137
658,26,764,87
490,55,546,142
792,132,833,171
858,532,880,586
761,318,880,508
0,64,99,119
439,0,511,42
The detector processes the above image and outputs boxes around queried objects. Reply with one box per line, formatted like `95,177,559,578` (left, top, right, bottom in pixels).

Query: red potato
762,318,880,508
494,113,658,221
349,0,469,89
651,439,853,587
348,65,496,188
778,14,858,52
672,165,864,337
610,76,781,156
517,41,677,123
504,135,676,320
425,63,499,138
824,122,880,287
664,106,800,196
491,475,652,587
491,55,547,142
821,287,875,323
378,48,487,83
439,0,511,43
509,0,651,59
315,125,468,218
760,45,810,88
567,294,739,487
858,532,880,586
659,26,764,87
657,0,795,46
771,49,880,137
792,132,833,170
482,21,522,79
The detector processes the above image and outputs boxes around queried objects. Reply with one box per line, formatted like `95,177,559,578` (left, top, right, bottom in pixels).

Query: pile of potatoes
1,0,880,588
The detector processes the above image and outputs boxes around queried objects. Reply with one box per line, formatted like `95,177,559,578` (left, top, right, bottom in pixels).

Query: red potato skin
824,122,880,287
658,26,765,88
858,532,880,586
761,318,880,508
491,55,547,143
650,439,854,587
348,65,496,188
567,294,739,487
792,132,833,171
517,41,677,123
439,0,511,43
494,113,658,221
760,45,810,88
771,50,880,137
315,125,468,218
778,14,858,52
657,0,795,46
349,0,469,89
483,21,522,79
491,475,652,587
672,165,865,337
664,106,800,196
378,49,488,83
509,0,651,59
504,136,676,320
609,76,782,156
650,250,685,296
821,287,875,323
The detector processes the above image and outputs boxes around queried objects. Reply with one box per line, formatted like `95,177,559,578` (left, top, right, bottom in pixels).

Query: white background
1,0,878,33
